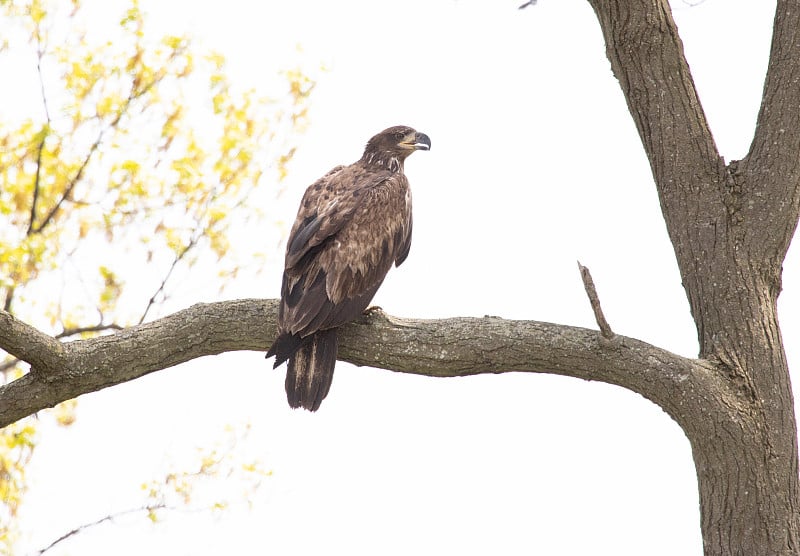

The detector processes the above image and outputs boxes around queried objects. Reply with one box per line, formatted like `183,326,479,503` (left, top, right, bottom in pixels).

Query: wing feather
395,212,412,267
278,164,412,339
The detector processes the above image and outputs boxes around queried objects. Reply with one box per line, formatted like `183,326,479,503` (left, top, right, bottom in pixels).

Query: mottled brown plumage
266,126,430,411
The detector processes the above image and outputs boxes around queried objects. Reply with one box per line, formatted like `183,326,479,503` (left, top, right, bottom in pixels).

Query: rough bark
0,300,726,431
587,0,800,554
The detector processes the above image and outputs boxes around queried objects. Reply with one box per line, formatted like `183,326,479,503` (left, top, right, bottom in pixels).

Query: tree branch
27,132,47,235
585,1,731,339
55,323,123,339
585,4,800,551
30,132,102,234
137,234,199,325
35,505,168,555
29,70,164,236
577,262,614,339
3,285,14,313
587,0,722,192
0,310,64,373
0,299,732,431
0,358,20,375
741,0,800,261
28,24,52,235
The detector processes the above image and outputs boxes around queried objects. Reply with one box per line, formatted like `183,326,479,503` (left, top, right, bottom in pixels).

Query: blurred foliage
140,422,271,518
0,418,36,554
34,423,270,555
0,0,313,552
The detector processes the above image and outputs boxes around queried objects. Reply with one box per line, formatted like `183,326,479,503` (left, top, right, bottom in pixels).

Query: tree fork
587,0,800,553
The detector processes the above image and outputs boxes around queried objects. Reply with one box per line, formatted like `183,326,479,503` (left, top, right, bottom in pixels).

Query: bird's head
362,125,431,171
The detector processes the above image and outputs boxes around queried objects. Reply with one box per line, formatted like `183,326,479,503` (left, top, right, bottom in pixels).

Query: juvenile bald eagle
266,125,431,411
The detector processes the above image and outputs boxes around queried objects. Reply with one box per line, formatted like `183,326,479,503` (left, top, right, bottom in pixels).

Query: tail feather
266,332,306,369
285,329,338,411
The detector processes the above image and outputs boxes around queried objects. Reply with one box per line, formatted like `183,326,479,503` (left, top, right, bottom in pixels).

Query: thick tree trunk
587,1,800,553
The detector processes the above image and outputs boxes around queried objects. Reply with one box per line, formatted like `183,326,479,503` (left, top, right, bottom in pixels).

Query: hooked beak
400,131,431,151
413,132,431,151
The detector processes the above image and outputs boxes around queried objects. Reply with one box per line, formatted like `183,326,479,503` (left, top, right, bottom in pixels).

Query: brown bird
266,125,431,411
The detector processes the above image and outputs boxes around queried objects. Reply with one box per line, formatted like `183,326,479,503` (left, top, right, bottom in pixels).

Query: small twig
577,261,614,339
56,323,123,339
518,0,538,9
27,134,47,235
3,286,15,313
30,70,164,236
31,133,102,234
137,177,225,325
28,25,51,235
34,505,168,555
34,7,52,124
0,357,20,375
137,235,199,325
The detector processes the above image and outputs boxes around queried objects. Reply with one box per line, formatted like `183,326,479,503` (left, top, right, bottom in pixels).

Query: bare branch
55,323,123,339
585,0,739,358
577,262,614,339
0,310,64,372
585,4,800,550
30,132,102,234
0,358,19,375
34,7,52,124
137,173,234,325
29,71,164,236
741,0,800,260
3,285,14,313
0,299,732,432
586,0,725,244
27,132,47,235
35,505,168,555
137,235,199,324
28,24,52,235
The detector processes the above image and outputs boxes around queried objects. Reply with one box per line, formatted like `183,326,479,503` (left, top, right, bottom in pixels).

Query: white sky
11,0,792,555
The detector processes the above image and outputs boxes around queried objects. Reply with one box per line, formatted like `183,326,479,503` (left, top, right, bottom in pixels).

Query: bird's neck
362,151,404,173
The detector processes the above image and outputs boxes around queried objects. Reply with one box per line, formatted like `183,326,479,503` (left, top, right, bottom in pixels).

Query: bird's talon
364,306,384,317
